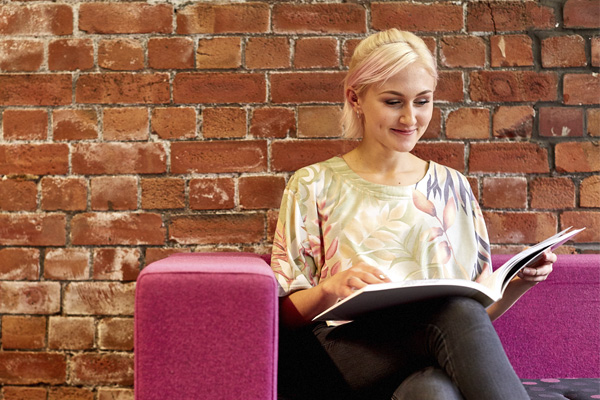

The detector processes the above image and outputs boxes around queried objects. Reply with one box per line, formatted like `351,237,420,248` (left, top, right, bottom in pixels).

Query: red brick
589,109,600,137
2,386,47,400
490,35,534,67
93,248,141,281
2,109,47,140
467,1,555,32
267,209,279,242
0,214,66,246
173,72,266,104
197,37,242,69
98,39,144,71
0,74,71,106
141,178,185,210
151,107,196,139
52,109,98,141
470,143,549,173
298,106,342,138
422,108,442,140
144,248,191,266
41,177,87,211
0,352,66,385
592,37,600,67
555,142,600,173
64,282,135,316
294,37,339,69
91,176,137,211
539,107,584,137
98,318,134,351
531,177,576,209
274,3,366,34
446,108,489,139
169,214,265,245
177,3,269,34
469,71,558,102
76,73,170,105
580,176,600,208
541,35,586,68
0,281,61,314
251,107,296,138
103,107,148,140
97,388,134,400
239,176,286,210
271,139,358,172
48,387,94,400
484,211,557,244
271,72,346,103
560,212,600,242
0,4,73,35
0,248,39,280
492,106,535,138
148,37,194,70
72,143,166,174
440,36,485,68
245,37,291,69
0,40,43,72
189,178,235,210
203,107,246,138
48,316,94,350
563,74,600,105
0,143,68,175
0,178,37,211
342,38,362,67
171,141,267,174
44,248,89,281
482,177,527,209
1,316,45,349
372,3,462,32
71,213,165,246
412,142,465,172
79,3,172,34
564,0,600,28
71,353,134,386
436,71,464,103
48,39,94,71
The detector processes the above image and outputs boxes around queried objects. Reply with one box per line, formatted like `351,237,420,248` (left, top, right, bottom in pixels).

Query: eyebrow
380,90,433,97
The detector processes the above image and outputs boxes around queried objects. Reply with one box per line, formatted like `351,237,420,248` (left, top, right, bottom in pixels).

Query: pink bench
135,253,599,399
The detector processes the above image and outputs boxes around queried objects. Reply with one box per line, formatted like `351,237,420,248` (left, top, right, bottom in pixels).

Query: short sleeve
271,175,323,297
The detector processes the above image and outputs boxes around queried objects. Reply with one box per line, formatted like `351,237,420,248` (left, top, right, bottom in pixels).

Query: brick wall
0,0,599,397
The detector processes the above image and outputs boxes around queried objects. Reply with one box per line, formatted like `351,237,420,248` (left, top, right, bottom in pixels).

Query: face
352,63,435,154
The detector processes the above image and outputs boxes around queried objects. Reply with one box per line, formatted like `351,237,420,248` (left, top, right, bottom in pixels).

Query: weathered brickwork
0,0,598,396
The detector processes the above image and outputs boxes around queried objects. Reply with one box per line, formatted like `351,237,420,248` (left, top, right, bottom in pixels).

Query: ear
345,88,360,111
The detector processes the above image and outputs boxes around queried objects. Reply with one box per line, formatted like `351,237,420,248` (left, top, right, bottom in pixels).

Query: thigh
311,304,435,398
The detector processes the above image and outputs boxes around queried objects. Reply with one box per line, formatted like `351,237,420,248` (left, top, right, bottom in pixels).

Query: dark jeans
278,297,529,400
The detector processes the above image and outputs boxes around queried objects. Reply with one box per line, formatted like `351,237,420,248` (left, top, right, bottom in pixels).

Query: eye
415,99,431,106
385,100,402,106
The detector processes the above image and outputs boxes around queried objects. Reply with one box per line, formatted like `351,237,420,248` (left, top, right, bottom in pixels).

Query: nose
399,104,417,126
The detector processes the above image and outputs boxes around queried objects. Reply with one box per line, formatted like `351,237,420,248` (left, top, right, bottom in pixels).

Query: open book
313,227,585,322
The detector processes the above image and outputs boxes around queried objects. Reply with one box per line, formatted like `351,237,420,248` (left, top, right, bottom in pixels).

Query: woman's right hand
320,263,391,300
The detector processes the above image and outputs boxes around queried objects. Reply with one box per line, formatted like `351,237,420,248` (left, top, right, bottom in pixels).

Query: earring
356,109,361,119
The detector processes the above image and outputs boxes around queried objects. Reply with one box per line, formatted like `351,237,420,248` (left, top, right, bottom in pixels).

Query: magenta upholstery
135,252,599,398
492,253,600,379
135,253,278,400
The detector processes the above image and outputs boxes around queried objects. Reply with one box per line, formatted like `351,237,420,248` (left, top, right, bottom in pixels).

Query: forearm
279,284,339,328
486,277,536,321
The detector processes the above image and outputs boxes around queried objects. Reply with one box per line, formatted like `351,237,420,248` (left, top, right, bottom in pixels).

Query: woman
271,29,555,400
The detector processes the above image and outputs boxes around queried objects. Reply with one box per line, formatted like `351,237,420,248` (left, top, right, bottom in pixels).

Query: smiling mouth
391,128,417,135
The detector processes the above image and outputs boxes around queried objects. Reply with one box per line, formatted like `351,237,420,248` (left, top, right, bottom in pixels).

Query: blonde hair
342,29,438,139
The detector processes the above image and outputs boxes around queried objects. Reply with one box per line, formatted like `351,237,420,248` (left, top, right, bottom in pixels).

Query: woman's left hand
517,250,557,283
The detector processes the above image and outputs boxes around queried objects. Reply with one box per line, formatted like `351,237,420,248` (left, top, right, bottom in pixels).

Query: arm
280,264,391,328
486,250,557,321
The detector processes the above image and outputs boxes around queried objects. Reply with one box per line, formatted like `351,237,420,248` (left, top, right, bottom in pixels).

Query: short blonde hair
342,29,438,139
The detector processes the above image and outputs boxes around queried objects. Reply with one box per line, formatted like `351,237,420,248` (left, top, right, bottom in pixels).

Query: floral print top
271,156,492,297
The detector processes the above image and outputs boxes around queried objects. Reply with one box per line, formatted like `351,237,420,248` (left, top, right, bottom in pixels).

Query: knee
437,297,489,324
392,367,464,400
